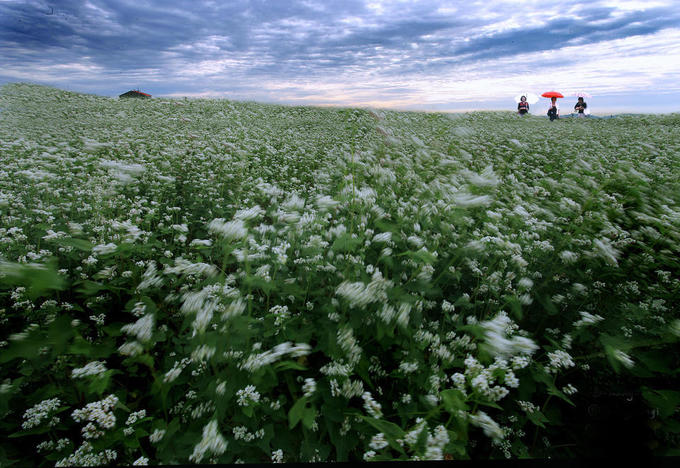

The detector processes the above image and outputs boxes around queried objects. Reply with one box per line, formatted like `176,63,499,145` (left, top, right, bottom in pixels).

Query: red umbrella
541,91,564,98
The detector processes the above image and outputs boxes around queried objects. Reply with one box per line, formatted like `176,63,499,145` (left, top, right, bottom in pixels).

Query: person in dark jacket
574,97,587,117
547,97,559,121
517,96,529,115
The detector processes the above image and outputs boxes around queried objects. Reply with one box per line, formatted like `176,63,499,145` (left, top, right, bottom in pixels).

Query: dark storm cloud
2,0,676,75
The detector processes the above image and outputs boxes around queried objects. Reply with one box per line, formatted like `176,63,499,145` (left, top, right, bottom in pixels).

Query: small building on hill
119,90,151,99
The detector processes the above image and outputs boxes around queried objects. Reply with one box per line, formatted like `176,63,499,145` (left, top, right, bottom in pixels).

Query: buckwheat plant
1,84,679,464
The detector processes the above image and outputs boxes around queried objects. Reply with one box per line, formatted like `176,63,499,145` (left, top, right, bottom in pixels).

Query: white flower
559,250,578,264
126,410,147,426
452,192,492,208
480,312,537,357
547,350,575,371
612,349,634,368
149,429,166,443
470,411,504,441
369,432,389,450
271,449,284,463
303,378,316,397
132,456,149,465
208,218,247,240
236,385,260,406
118,341,144,356
189,420,227,463
121,314,154,343
72,361,107,379
372,232,392,243
399,361,419,374
573,311,604,328
190,239,213,247
593,238,620,266
234,205,264,220
363,450,377,461
92,243,117,255
22,398,61,430
362,391,382,418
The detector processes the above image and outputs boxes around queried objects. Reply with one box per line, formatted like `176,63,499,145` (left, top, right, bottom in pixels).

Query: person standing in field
517,96,530,115
574,97,587,117
547,97,559,121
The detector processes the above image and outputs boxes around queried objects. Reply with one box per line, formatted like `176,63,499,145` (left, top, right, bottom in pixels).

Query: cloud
1,0,679,111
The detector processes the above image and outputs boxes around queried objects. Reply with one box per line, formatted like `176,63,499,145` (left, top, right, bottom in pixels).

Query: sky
1,0,680,114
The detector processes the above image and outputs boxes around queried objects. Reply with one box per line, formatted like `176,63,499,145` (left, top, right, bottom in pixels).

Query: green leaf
302,406,316,429
59,237,94,251
642,389,680,419
361,416,406,454
441,389,469,413
526,410,549,428
406,249,437,265
0,259,66,299
332,233,362,253
539,295,558,315
75,280,106,296
288,397,307,429
274,360,307,371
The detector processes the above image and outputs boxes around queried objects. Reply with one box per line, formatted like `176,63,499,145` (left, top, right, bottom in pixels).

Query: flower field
1,82,679,465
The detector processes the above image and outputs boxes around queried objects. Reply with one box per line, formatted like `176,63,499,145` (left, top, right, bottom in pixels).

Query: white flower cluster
337,326,362,366
149,428,166,443
612,349,635,368
126,409,147,426
452,355,518,402
92,242,117,255
136,262,163,291
37,438,70,453
546,350,575,372
236,385,261,406
55,442,117,467
163,357,192,383
320,360,352,377
22,398,61,430
469,411,504,442
189,419,227,463
71,361,108,379
518,400,539,414
239,341,311,372
208,218,248,240
163,257,217,277
424,425,450,460
479,312,538,358
271,449,284,463
232,426,265,441
399,361,419,374
132,456,149,465
330,378,365,399
369,432,389,450
302,378,316,397
573,311,604,328
335,269,393,309
121,313,155,343
362,391,382,418
180,286,222,336
72,394,118,439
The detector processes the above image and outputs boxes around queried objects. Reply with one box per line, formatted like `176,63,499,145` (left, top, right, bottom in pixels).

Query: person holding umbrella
547,97,559,120
542,91,563,121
